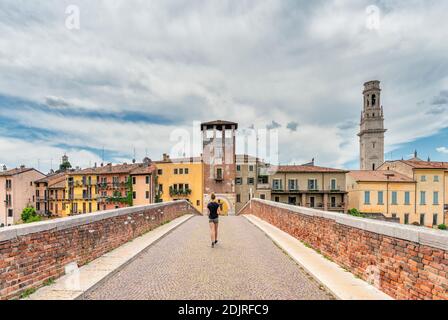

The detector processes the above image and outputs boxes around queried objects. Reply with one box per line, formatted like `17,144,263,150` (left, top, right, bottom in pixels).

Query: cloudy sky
1,0,448,172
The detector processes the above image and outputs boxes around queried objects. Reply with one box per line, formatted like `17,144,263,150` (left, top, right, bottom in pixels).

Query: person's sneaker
211,242,215,248
214,240,218,245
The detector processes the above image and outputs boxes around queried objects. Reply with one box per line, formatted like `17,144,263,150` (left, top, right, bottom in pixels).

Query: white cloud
0,0,447,169
436,147,448,154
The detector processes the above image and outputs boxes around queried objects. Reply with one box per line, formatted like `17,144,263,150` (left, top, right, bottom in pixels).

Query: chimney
2,165,6,171
163,153,168,161
132,159,136,164
101,163,104,167
20,164,25,169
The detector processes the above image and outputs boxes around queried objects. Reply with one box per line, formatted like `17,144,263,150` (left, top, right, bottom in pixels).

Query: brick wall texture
240,200,448,300
0,201,198,300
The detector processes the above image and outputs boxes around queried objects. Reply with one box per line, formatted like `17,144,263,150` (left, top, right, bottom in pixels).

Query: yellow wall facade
155,161,203,213
414,169,445,227
347,178,417,224
64,175,98,216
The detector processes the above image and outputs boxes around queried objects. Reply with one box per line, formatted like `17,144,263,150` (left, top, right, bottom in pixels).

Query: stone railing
0,201,199,300
239,199,448,300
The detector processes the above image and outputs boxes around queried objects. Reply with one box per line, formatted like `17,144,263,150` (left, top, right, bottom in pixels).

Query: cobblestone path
83,216,334,300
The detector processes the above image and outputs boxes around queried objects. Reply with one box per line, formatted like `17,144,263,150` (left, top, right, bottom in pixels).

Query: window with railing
330,179,337,191
288,179,298,191
308,179,318,191
272,179,282,191
113,176,119,188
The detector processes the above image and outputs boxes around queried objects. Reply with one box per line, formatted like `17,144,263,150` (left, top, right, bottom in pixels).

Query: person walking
208,194,221,248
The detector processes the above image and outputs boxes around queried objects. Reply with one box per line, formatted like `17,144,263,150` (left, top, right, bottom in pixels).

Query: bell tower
358,80,387,170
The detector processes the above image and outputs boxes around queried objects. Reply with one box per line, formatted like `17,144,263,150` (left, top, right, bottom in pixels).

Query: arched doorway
216,197,230,216
203,194,234,216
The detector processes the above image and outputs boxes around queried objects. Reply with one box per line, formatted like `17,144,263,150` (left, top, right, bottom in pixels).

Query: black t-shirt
208,202,220,219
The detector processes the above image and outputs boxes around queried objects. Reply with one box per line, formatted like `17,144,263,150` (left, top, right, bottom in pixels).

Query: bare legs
209,222,216,243
214,223,218,242
209,222,219,245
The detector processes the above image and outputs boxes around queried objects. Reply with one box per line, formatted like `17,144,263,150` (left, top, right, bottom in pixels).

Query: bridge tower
201,120,238,215
358,80,387,171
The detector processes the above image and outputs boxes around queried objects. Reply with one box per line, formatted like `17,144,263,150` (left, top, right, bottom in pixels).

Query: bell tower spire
358,80,387,170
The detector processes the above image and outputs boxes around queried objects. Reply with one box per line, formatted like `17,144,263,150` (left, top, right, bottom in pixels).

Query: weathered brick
0,201,198,300
240,200,448,300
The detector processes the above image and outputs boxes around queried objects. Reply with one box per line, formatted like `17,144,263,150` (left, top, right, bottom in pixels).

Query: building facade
378,157,448,227
0,167,46,226
34,172,67,217
65,161,156,216
358,80,387,171
347,170,417,224
270,164,348,212
155,155,204,213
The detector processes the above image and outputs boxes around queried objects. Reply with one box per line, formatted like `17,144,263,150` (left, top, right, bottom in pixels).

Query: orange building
34,172,67,216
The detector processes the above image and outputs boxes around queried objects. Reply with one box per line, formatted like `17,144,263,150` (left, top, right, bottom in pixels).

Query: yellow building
378,157,448,227
65,171,98,216
347,170,417,224
155,155,204,213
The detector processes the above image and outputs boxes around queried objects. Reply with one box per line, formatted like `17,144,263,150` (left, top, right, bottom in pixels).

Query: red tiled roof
35,172,66,184
155,157,202,164
276,165,348,173
49,180,66,189
348,170,415,182
68,163,137,175
400,160,448,169
0,167,35,177
130,163,157,175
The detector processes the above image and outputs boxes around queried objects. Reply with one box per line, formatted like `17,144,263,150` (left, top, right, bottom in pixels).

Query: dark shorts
209,218,219,224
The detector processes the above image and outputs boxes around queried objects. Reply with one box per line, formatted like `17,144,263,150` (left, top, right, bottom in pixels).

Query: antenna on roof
102,147,105,163
133,147,136,164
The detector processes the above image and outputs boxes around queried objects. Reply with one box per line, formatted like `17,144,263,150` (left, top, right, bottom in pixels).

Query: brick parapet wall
0,201,199,300
239,199,448,300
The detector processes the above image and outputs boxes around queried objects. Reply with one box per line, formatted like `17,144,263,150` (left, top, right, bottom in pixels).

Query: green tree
21,206,41,223
348,208,365,218
438,224,447,230
59,160,72,171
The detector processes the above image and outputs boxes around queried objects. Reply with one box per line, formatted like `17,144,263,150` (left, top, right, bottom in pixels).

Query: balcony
306,202,324,209
328,203,345,211
169,187,192,197
257,183,270,190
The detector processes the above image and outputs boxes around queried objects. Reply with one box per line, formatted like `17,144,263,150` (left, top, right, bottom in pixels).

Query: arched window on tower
372,94,376,106
372,163,376,170
373,142,376,149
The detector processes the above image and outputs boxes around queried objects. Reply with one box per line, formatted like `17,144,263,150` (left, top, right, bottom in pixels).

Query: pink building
0,167,46,226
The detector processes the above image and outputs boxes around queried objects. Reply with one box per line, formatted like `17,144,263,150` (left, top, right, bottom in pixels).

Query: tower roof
201,120,238,130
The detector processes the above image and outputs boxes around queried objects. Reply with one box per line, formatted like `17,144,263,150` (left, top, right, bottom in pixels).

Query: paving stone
83,216,333,300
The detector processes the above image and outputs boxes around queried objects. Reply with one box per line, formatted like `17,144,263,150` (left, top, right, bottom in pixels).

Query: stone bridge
0,200,447,300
